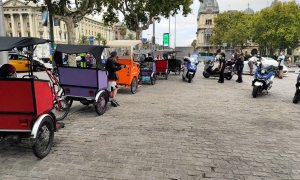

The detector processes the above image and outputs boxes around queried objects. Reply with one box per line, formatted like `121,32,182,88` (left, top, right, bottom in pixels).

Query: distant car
243,57,289,76
8,52,52,72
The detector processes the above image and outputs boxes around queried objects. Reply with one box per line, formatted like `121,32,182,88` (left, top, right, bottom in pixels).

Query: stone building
2,0,135,44
196,0,219,53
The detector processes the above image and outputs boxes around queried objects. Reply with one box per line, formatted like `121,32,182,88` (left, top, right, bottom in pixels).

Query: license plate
188,72,194,75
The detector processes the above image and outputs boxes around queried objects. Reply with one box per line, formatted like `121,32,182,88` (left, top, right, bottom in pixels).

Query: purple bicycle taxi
54,44,109,115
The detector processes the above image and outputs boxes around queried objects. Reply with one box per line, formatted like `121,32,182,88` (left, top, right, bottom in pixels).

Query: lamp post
0,0,8,65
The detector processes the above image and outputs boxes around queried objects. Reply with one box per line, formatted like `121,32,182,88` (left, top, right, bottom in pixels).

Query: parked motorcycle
202,59,234,80
182,57,198,83
293,73,300,104
252,62,276,98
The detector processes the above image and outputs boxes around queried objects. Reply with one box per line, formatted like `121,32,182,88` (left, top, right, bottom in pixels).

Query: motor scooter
182,57,198,83
203,59,234,80
252,62,276,98
293,73,300,104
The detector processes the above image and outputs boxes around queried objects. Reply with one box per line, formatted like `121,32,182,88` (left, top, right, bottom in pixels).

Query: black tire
252,86,259,98
80,100,90,106
131,77,138,94
51,99,70,121
65,98,73,108
188,74,192,83
32,116,54,159
225,74,233,80
293,90,300,104
165,72,169,80
203,72,210,78
95,92,108,115
175,67,181,75
150,75,156,85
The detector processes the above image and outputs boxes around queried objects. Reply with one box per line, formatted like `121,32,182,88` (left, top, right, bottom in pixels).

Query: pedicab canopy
107,40,142,59
54,44,109,69
0,37,50,51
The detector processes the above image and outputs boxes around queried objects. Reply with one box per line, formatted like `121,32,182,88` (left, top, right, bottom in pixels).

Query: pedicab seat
0,78,53,130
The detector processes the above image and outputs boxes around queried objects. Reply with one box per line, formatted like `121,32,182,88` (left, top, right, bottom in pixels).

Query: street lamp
0,0,8,65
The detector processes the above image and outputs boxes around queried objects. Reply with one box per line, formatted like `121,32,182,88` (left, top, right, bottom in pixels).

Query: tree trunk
63,17,76,44
136,30,142,40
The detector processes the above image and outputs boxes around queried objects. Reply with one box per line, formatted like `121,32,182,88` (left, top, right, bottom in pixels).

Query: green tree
27,0,104,44
95,33,102,45
191,39,197,49
119,24,127,40
127,34,135,40
252,1,300,55
101,38,107,45
209,11,253,51
102,0,194,40
79,35,88,45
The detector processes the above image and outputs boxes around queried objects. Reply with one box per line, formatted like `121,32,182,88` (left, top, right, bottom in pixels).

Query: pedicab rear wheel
131,77,138,94
32,116,54,159
151,74,157,85
175,67,181,75
95,92,108,115
52,99,70,121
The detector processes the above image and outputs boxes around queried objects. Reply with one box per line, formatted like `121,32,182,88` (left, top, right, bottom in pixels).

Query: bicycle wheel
51,99,70,121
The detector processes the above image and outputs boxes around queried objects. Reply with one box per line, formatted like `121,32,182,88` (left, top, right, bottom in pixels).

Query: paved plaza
0,65,300,180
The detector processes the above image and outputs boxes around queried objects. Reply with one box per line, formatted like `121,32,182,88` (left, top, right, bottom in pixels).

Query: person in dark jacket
105,51,126,107
218,52,226,83
236,52,244,83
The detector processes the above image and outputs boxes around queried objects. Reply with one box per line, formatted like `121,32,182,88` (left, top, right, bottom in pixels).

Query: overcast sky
142,0,300,47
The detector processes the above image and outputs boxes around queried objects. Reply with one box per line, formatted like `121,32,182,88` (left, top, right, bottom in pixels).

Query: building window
63,24,66,29
64,33,67,40
27,22,30,27
40,32,43,38
27,32,30,37
18,22,20,28
18,32,21,37
205,19,212,25
59,33,62,39
10,32,13,37
9,23,11,28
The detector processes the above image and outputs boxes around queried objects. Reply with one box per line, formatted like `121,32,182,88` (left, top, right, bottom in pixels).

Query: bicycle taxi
0,37,66,159
54,44,109,115
106,40,141,94
133,49,157,85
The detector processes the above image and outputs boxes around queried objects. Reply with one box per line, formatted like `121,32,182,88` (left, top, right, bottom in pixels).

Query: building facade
2,0,134,44
196,0,219,53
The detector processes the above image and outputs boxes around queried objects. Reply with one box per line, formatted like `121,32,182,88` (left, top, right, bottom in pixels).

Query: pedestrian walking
105,51,126,107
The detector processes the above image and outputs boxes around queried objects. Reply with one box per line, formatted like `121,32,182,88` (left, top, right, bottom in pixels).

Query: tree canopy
26,0,104,44
102,0,194,39
210,1,300,55
252,1,300,53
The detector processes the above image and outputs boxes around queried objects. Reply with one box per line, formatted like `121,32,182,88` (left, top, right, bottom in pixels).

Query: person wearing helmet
105,51,126,107
218,51,226,83
0,64,17,78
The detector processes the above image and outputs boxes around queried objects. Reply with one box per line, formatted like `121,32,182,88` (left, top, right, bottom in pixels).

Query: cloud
142,0,300,47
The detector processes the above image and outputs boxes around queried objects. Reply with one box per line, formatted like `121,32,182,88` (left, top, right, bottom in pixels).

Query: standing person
218,51,226,83
277,51,285,79
236,52,244,83
105,51,126,107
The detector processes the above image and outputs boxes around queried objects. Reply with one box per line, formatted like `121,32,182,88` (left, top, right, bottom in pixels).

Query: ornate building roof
198,0,219,16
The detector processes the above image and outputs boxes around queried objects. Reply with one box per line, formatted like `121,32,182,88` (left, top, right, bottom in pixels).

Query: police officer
218,51,226,83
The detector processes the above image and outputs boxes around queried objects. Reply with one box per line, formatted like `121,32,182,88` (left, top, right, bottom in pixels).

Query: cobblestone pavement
1,65,300,180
